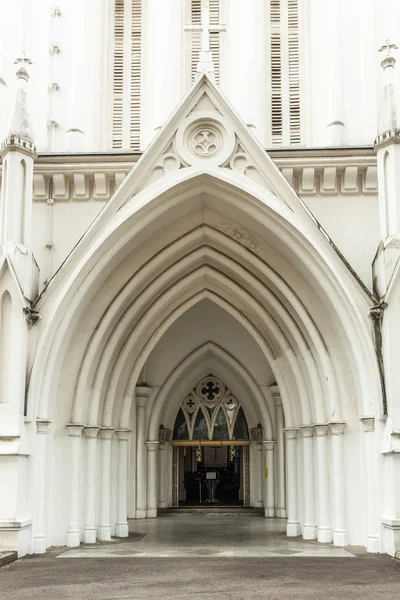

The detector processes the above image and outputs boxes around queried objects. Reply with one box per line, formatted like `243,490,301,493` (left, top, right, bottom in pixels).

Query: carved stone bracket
23,307,41,326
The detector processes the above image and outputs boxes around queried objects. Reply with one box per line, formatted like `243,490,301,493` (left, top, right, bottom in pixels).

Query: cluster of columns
64,423,131,548
284,422,348,546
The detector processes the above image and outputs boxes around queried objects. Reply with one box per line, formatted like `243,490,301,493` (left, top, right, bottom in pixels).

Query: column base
264,508,275,518
33,535,47,554
98,525,111,541
367,535,380,553
66,529,80,547
333,529,349,547
116,523,129,537
276,508,286,518
135,509,147,519
303,524,317,540
286,521,301,537
83,527,97,544
317,527,333,543
147,509,157,518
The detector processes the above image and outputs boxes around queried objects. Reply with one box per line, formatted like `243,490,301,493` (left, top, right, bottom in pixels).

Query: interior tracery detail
173,375,249,441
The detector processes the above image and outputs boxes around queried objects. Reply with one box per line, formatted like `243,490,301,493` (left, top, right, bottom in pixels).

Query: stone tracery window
173,376,249,441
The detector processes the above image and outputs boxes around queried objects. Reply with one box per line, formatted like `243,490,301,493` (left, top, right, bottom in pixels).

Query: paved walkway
1,516,399,599
60,516,354,558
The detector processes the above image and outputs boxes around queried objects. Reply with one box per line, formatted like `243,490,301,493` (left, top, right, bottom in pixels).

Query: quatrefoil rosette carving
175,112,236,167
196,376,225,407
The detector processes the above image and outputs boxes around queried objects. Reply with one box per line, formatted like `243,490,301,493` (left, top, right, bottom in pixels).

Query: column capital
270,385,282,405
36,419,51,434
263,440,276,450
84,426,101,439
146,440,159,452
314,424,329,437
329,422,346,436
115,429,131,441
66,423,85,437
136,385,152,407
99,427,114,440
300,425,314,438
284,428,299,440
360,417,375,433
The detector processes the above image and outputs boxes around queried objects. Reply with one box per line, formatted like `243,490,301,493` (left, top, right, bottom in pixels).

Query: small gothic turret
374,40,400,247
0,56,38,300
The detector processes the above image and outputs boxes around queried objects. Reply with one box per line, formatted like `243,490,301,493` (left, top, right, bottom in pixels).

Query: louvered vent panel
111,0,142,151
288,0,301,144
270,0,283,145
269,0,302,146
112,0,124,149
190,0,220,85
130,0,142,151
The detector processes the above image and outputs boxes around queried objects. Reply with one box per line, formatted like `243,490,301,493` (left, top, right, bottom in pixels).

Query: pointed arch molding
147,342,274,441
27,75,382,428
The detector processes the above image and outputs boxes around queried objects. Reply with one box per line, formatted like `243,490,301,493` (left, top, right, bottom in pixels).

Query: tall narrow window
188,0,221,86
269,0,302,146
0,292,12,404
111,0,143,150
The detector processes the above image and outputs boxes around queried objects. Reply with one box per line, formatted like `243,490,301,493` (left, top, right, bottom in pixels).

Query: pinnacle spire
376,38,399,146
1,54,36,156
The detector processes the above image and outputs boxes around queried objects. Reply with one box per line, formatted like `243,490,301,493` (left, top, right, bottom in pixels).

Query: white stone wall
1,0,400,151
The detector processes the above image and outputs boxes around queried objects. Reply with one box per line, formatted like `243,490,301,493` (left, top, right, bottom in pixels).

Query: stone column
284,428,300,536
314,424,332,543
83,426,100,544
98,428,114,541
33,419,51,554
158,442,167,508
115,429,131,537
330,422,349,546
66,424,84,547
301,426,317,540
136,386,151,518
146,441,159,518
361,418,379,552
272,386,286,518
263,441,276,517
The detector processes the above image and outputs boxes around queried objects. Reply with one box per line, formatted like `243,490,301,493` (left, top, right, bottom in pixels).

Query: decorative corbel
23,307,41,326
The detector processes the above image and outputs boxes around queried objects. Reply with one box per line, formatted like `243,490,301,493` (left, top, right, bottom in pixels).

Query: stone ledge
0,551,17,568
0,519,32,530
381,517,400,530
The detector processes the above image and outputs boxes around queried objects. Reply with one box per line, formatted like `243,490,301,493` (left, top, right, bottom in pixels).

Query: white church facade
1,0,400,559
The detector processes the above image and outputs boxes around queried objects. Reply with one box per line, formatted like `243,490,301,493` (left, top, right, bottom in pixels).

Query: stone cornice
0,147,378,202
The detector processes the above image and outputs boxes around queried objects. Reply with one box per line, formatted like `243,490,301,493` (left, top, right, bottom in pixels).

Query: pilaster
146,441,159,518
263,440,276,518
300,426,317,540
329,422,349,546
65,424,84,547
33,419,51,554
360,417,379,552
135,385,151,518
314,424,332,543
115,429,131,537
284,428,300,537
83,426,100,544
98,427,114,541
271,386,286,518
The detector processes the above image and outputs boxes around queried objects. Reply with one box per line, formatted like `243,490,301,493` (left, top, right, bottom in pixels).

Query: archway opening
170,374,252,507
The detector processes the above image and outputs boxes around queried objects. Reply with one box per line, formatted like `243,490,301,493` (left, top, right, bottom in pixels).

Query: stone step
0,551,18,569
159,507,264,517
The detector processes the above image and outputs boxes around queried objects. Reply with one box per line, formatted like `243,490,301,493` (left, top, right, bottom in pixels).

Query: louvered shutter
269,0,302,146
112,0,124,149
189,0,221,86
111,0,142,151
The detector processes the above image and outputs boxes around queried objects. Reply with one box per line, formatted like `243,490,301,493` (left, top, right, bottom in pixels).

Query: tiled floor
58,516,355,558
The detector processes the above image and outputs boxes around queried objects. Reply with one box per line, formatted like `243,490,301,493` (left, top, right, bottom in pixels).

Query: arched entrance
170,374,252,507
26,74,383,555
